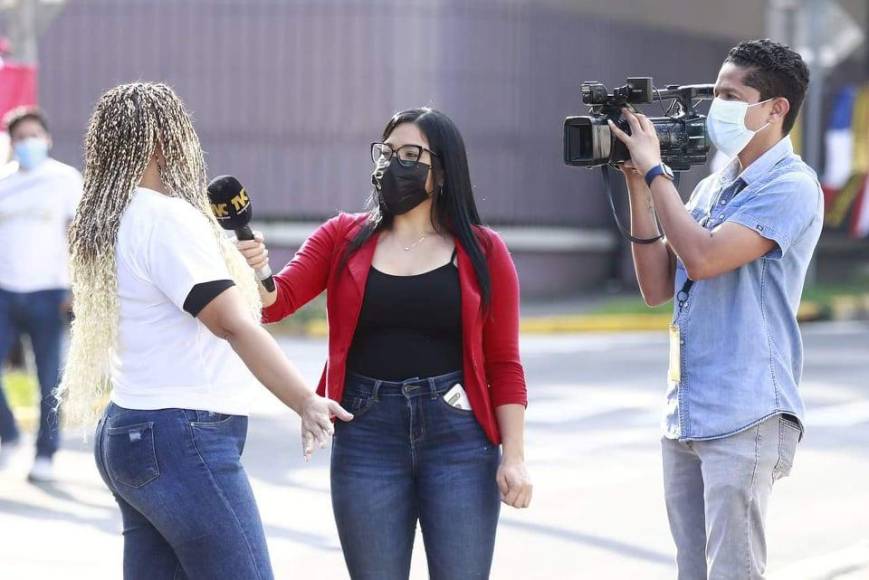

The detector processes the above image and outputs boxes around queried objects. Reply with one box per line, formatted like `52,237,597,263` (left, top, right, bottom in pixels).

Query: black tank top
347,250,462,381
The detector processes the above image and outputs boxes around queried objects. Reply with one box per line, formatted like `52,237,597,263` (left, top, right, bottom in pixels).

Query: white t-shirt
0,159,83,292
110,187,257,415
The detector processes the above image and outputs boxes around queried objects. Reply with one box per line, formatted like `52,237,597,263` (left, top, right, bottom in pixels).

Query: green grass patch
4,369,37,409
589,296,672,317
590,279,869,319
262,295,327,335
800,280,869,304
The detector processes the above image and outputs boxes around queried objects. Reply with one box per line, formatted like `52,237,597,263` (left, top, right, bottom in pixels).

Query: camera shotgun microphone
207,175,276,293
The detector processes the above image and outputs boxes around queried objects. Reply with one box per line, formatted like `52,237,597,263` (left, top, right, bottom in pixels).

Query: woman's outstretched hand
299,394,354,461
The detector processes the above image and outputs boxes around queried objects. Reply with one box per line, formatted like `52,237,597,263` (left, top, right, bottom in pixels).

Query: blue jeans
94,403,273,580
331,371,501,580
0,288,65,457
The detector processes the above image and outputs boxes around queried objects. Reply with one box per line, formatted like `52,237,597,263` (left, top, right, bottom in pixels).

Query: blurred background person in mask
0,106,82,482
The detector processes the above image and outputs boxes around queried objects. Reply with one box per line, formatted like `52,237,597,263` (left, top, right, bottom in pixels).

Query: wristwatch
644,163,675,187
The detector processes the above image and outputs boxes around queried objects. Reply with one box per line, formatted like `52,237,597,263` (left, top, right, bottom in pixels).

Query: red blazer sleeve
261,214,344,324
481,229,528,408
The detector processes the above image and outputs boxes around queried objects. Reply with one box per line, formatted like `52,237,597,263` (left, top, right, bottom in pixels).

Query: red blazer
262,212,527,444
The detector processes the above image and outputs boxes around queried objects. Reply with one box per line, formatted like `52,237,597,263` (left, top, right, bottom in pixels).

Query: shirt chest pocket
689,207,706,222
698,206,734,230
704,213,728,229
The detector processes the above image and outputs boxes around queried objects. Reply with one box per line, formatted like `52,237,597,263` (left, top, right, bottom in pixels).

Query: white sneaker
0,438,22,469
28,457,55,483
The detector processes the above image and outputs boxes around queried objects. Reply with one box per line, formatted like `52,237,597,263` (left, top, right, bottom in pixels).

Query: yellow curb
520,314,672,333
305,319,330,337
307,313,673,335
8,405,38,433
797,300,823,321
5,370,39,429
830,294,869,321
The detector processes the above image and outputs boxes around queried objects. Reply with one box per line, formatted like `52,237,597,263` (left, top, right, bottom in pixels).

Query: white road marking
769,541,869,580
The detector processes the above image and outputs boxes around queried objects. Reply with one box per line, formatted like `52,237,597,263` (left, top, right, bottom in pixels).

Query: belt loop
372,380,382,402
428,377,438,400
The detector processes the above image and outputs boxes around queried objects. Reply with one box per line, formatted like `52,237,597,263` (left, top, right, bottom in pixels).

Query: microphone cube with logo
207,175,275,292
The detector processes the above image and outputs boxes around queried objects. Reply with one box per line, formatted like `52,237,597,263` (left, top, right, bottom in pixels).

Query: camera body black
563,77,714,171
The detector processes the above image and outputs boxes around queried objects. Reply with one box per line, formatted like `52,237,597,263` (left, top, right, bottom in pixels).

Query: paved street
1,322,867,579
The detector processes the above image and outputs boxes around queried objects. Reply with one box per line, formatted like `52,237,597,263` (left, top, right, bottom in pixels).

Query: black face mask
372,158,431,215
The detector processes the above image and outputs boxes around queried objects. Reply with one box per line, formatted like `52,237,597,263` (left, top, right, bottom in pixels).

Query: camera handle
601,165,679,245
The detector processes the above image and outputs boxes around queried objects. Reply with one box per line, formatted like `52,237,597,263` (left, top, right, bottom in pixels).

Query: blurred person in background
58,82,350,580
237,108,532,580
611,39,822,579
0,106,81,482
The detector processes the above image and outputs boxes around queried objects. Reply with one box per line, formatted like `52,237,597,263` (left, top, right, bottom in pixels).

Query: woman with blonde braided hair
59,82,352,579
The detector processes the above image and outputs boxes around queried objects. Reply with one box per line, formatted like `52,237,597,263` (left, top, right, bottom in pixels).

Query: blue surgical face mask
13,137,49,170
706,97,772,158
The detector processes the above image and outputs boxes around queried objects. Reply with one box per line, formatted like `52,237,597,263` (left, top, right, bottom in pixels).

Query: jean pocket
190,411,236,427
343,395,376,419
191,414,246,461
105,422,160,489
773,417,800,481
436,393,475,416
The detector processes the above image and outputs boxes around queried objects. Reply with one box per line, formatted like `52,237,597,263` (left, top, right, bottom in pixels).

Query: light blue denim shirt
663,137,824,441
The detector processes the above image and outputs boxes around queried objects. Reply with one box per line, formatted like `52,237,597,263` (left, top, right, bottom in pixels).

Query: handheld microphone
207,175,276,293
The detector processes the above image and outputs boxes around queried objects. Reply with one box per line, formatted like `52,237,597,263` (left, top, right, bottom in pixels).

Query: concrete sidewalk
1,326,868,579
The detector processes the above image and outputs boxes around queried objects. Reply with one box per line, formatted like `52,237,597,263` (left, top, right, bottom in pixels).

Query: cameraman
610,40,822,579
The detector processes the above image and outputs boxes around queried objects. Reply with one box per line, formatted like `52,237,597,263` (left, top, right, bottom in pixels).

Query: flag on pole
849,87,869,239
0,60,38,166
822,86,857,190
0,62,38,124
822,84,869,239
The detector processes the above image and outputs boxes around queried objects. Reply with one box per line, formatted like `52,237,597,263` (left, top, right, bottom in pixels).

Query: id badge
668,324,681,383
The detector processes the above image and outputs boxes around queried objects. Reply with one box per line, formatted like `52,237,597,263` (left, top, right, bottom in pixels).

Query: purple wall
38,0,730,221
35,0,737,295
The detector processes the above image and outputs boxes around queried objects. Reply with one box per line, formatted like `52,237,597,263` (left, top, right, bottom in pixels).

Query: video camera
563,77,714,171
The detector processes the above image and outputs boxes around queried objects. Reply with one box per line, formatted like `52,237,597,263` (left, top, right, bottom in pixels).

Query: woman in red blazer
239,108,531,580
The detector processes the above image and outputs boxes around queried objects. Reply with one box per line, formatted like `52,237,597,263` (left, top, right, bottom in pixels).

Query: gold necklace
402,234,428,252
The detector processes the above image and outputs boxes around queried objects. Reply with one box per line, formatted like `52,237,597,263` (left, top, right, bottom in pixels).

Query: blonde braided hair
58,82,261,427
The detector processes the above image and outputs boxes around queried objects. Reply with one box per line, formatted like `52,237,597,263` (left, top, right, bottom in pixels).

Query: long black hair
343,108,491,308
